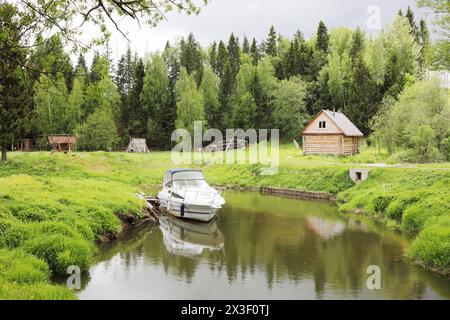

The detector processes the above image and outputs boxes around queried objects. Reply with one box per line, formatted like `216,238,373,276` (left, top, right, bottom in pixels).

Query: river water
78,191,450,300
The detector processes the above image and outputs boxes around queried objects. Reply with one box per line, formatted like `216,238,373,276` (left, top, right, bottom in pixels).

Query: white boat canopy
163,169,205,186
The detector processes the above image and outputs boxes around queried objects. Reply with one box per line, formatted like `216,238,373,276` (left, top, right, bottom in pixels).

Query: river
78,191,450,299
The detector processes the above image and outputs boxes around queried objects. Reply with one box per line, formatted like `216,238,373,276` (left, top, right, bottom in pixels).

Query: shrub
0,249,50,284
410,216,450,270
24,234,92,275
0,220,30,248
7,203,54,222
0,280,77,300
402,195,450,234
84,207,121,236
371,195,395,213
385,191,426,221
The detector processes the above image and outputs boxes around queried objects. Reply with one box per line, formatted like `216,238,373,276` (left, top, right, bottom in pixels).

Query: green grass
0,144,449,298
337,169,450,273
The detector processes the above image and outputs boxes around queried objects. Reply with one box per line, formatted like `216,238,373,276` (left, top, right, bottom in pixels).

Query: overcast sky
85,0,430,63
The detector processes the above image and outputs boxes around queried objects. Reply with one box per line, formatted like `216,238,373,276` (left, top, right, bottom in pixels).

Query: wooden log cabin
301,110,363,155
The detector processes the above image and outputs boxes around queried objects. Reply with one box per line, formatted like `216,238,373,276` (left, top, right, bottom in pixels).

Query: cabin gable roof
301,110,364,137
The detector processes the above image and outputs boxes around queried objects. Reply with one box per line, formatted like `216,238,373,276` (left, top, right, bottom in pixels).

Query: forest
1,3,449,162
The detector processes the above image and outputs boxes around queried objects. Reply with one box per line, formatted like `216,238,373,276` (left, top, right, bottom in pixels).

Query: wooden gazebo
47,135,77,152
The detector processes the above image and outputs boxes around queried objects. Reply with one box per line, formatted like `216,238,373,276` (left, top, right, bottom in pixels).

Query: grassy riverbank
0,145,449,298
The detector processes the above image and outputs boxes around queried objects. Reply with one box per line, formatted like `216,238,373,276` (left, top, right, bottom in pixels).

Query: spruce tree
218,62,234,130
347,56,380,135
242,36,250,54
75,53,88,81
265,25,278,56
316,21,329,54
227,33,241,83
250,38,260,65
128,58,146,138
0,3,33,160
180,33,203,87
350,27,365,61
418,18,430,73
406,6,420,43
209,41,218,71
162,42,180,147
215,41,228,78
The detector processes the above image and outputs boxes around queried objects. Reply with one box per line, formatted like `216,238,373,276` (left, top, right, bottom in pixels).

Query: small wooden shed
126,138,149,153
301,110,363,155
20,139,33,151
47,135,77,152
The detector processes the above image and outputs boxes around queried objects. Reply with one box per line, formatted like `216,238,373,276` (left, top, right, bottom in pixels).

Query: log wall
303,134,342,155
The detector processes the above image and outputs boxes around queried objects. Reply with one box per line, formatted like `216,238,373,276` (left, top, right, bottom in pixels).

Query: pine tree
250,38,260,65
242,36,250,54
316,21,329,54
265,25,277,56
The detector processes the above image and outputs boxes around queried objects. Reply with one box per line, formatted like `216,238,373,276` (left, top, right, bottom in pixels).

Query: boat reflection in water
305,216,346,240
159,216,224,257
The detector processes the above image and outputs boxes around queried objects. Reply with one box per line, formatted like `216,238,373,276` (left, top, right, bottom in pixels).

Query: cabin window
319,121,326,129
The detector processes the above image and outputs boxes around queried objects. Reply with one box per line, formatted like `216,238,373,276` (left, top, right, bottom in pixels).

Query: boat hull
159,198,219,222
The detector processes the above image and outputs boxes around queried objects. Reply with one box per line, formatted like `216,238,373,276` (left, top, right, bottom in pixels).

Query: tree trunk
1,143,7,161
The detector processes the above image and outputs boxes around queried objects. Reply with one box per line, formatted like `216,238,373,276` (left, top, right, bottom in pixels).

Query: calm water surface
78,191,450,299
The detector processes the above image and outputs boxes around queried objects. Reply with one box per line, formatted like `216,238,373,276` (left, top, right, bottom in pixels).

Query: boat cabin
163,169,207,188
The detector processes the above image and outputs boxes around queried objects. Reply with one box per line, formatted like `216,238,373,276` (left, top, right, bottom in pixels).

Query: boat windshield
172,179,209,188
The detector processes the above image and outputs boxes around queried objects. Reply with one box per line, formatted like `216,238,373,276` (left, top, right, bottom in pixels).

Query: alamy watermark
67,265,81,290
171,121,280,175
366,265,381,290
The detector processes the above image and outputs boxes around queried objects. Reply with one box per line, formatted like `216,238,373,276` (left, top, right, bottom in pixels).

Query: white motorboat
157,169,225,222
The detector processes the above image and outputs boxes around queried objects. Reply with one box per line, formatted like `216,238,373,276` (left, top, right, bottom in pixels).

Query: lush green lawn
0,145,449,299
